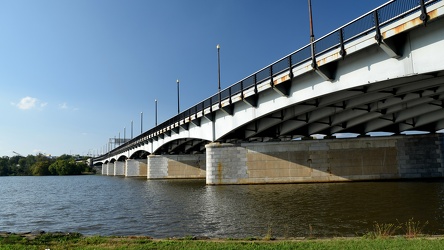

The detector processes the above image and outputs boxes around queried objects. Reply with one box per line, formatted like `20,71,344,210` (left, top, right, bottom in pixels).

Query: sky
0,0,389,157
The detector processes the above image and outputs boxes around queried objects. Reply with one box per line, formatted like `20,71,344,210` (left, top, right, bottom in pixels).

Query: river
0,175,443,238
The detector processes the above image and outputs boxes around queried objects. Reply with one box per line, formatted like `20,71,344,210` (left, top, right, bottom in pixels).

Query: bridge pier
106,162,114,176
206,134,444,185
101,163,107,175
147,154,206,179
114,161,125,176
125,159,147,177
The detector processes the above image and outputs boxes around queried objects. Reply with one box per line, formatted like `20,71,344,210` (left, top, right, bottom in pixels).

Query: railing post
374,10,382,44
419,0,429,26
254,74,257,95
339,28,346,59
288,56,293,79
269,66,274,88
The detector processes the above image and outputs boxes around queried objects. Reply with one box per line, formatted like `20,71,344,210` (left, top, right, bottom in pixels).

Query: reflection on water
0,175,443,238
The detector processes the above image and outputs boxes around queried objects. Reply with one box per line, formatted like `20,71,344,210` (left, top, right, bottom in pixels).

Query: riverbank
2,232,444,250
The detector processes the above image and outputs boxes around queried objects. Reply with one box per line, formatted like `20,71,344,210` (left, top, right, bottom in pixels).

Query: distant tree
0,157,8,176
0,154,90,176
49,157,83,175
31,160,51,176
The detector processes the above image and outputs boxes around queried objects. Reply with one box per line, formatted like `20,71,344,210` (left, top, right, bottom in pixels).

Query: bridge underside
222,70,444,143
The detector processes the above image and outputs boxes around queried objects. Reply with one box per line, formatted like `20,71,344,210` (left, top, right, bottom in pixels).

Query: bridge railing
95,0,440,161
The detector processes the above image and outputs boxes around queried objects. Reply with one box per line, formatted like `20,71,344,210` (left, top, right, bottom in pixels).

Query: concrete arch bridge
94,0,444,184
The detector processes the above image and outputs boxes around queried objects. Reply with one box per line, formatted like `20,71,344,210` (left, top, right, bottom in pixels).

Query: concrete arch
153,138,210,155
129,150,150,159
117,155,128,162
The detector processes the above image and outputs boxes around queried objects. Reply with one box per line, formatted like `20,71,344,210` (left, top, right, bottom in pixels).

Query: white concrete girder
365,102,443,132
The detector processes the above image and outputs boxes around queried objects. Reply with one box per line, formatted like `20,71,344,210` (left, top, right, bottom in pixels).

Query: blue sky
0,0,388,157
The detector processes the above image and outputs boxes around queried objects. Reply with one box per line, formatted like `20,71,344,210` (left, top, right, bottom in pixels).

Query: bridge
93,0,444,184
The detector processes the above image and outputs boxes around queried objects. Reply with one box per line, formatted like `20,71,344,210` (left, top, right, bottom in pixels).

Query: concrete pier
206,134,444,185
101,163,107,175
114,161,125,176
125,159,147,177
147,154,206,179
107,162,114,176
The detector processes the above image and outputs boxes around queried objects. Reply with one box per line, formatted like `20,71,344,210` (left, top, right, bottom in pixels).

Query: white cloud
59,102,68,109
16,96,39,110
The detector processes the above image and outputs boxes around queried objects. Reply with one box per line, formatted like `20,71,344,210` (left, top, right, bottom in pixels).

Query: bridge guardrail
95,0,440,161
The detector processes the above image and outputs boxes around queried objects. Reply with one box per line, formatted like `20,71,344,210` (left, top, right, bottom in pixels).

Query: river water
1,175,443,238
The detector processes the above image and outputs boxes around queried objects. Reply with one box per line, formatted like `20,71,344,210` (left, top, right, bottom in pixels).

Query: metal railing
96,0,439,160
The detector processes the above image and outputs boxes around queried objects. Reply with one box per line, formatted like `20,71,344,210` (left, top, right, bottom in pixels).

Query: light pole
124,127,126,143
308,0,314,43
131,120,133,139
217,44,221,107
308,0,316,68
155,99,158,126
176,79,180,114
140,112,143,134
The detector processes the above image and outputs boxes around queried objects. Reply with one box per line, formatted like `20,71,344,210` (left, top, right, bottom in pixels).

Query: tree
0,157,8,176
31,161,51,176
49,158,83,175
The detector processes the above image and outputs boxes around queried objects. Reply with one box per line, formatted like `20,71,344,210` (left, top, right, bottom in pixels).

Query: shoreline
2,230,444,240
3,231,444,250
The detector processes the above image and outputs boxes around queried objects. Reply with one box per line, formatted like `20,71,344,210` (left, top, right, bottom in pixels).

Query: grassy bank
1,233,444,250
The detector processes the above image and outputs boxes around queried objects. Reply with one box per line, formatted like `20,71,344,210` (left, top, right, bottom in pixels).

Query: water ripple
0,176,443,237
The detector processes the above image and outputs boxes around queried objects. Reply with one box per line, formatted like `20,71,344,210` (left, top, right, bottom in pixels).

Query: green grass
0,220,440,250
2,234,444,250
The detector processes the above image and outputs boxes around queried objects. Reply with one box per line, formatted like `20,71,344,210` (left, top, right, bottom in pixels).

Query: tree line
0,154,95,176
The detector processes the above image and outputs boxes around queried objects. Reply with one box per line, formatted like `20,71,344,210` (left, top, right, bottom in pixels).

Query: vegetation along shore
1,220,443,250
0,154,94,176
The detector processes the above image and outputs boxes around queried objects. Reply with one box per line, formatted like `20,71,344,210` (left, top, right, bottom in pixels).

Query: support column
107,162,114,176
147,154,206,179
205,143,248,185
147,155,168,179
114,161,125,176
397,134,444,178
125,159,148,177
101,163,107,175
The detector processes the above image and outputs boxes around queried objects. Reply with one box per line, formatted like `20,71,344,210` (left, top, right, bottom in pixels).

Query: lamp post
124,127,126,144
308,0,314,43
176,79,180,114
131,120,133,139
217,44,221,107
308,0,316,68
140,112,143,134
155,99,158,126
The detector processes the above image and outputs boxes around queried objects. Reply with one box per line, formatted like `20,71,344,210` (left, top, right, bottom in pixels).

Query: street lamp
155,99,158,126
131,120,133,139
140,112,143,134
176,79,180,114
308,0,316,68
308,0,315,43
217,44,221,107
